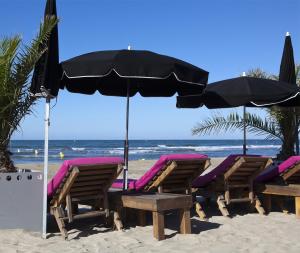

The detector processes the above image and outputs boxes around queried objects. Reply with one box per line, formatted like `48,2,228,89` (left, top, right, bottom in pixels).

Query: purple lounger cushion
112,154,208,191
192,154,261,188
47,157,124,198
255,156,300,183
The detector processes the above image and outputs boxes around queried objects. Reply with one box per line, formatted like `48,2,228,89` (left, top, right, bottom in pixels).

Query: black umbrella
177,76,300,109
278,32,298,154
59,49,208,189
177,76,300,154
30,0,60,239
30,0,60,97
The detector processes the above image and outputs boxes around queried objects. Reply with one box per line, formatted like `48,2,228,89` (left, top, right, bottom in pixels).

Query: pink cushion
192,154,261,187
112,154,208,191
47,157,124,198
111,179,137,189
255,156,300,182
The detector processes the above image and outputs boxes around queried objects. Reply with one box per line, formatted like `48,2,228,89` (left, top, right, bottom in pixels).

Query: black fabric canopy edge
60,68,207,86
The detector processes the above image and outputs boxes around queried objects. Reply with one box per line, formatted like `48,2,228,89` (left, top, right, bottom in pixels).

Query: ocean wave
71,147,86,151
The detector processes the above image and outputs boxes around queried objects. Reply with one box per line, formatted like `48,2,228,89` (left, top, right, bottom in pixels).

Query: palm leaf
0,17,58,172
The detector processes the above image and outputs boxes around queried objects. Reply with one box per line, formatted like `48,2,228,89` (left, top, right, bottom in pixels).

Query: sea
10,139,282,164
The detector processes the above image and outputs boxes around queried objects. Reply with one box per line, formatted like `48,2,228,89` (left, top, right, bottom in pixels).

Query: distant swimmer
59,152,65,159
17,149,20,153
34,149,38,155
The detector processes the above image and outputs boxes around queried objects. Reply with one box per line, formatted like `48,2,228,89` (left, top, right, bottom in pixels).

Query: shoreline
15,157,224,180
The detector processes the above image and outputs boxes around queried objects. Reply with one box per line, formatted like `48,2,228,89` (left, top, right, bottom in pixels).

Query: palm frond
192,111,282,141
0,17,58,171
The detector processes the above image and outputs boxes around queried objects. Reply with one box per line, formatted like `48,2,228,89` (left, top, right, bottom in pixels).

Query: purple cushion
112,154,208,191
255,156,300,183
192,154,261,187
47,157,123,198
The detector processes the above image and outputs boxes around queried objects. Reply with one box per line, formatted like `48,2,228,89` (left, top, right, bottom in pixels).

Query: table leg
152,211,165,240
263,194,272,214
295,197,300,218
179,208,191,234
138,210,147,226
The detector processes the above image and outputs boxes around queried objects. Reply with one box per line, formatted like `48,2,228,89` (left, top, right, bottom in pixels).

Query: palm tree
192,66,300,160
0,17,57,172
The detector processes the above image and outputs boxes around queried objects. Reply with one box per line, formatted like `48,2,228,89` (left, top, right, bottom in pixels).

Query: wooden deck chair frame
280,162,300,184
49,163,123,239
201,156,273,217
142,158,211,220
255,161,300,217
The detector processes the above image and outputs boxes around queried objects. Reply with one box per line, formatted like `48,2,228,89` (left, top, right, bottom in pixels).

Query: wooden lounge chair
47,157,123,239
193,155,273,217
112,154,211,221
255,156,300,217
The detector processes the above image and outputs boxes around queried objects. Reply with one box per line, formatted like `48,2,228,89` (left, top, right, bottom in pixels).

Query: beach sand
0,158,299,253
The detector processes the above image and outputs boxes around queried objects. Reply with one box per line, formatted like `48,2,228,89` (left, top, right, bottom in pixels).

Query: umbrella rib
61,69,206,86
250,91,300,107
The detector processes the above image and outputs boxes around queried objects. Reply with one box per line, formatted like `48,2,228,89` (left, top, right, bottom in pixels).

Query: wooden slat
73,181,106,187
52,168,80,206
70,185,104,193
282,163,300,181
256,184,300,196
228,184,249,188
70,191,101,197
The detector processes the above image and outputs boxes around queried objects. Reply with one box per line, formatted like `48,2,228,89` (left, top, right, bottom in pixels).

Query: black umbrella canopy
279,33,296,84
176,76,300,109
59,50,209,96
277,33,298,106
30,0,60,98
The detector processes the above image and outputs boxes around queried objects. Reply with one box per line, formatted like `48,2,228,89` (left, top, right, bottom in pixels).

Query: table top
109,192,193,211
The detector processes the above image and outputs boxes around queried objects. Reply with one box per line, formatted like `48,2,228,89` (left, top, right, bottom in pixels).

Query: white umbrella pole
123,84,130,190
42,97,50,239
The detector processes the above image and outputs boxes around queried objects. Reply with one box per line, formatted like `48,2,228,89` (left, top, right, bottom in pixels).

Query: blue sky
2,0,299,140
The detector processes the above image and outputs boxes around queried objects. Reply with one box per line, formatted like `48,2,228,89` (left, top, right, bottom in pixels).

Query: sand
0,158,299,253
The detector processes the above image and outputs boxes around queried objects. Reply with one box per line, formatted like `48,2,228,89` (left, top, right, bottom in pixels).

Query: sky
1,0,299,140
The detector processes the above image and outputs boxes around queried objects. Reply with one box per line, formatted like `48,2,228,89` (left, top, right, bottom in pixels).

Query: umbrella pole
123,84,130,190
295,114,299,155
42,97,50,239
243,106,247,155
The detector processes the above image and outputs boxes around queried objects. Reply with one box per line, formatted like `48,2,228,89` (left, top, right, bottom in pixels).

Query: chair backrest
280,162,300,184
144,158,210,193
224,156,273,186
49,161,123,207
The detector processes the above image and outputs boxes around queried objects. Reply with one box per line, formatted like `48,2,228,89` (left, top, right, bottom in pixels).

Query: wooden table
256,184,300,218
109,192,193,240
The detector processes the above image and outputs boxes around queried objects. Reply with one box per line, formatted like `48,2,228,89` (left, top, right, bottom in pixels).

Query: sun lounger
112,154,210,219
112,154,210,193
48,157,123,239
256,156,300,184
255,156,300,217
192,155,273,217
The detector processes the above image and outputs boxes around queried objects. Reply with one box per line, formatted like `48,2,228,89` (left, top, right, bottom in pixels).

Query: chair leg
51,207,68,239
113,209,124,231
254,197,266,215
262,194,272,214
274,196,289,214
295,197,300,218
217,195,230,217
195,202,207,221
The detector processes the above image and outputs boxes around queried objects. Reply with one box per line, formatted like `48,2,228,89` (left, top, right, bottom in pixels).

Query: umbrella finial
242,72,246,77
286,32,290,37
128,45,132,50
